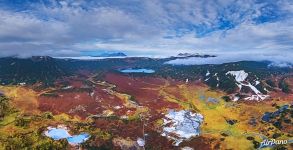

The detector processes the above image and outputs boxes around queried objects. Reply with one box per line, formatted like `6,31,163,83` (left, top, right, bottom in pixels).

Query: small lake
120,68,155,73
45,127,90,145
262,105,289,122
67,133,91,145
45,128,71,140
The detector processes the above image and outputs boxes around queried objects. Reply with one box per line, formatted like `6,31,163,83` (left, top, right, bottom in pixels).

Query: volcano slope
0,57,292,150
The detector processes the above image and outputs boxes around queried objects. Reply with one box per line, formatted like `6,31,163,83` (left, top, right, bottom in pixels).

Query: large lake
120,68,155,73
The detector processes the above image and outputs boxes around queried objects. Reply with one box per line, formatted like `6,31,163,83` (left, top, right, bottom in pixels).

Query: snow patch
137,138,145,147
206,71,210,76
62,86,73,90
226,70,248,82
181,147,194,150
161,110,203,146
233,96,240,101
114,106,122,110
226,70,269,101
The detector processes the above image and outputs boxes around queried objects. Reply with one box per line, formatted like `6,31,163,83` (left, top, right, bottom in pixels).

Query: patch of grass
0,112,19,126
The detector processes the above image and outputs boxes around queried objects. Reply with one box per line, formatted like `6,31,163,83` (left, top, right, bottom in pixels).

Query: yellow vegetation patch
0,86,39,115
158,83,291,149
115,92,138,108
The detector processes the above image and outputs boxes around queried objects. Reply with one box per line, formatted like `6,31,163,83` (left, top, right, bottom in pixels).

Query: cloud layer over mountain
0,0,292,62
165,52,293,66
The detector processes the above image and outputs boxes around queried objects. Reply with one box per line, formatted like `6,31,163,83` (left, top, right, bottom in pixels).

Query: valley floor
0,72,292,150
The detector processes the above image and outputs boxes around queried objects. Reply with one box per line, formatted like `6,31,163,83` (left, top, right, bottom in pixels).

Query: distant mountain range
0,55,292,100
175,53,216,58
87,52,127,57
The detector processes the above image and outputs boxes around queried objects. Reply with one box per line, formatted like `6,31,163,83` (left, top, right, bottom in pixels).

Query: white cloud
0,0,292,61
165,52,293,65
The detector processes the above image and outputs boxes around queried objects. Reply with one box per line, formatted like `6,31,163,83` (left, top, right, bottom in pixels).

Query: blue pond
120,68,155,73
262,105,289,122
67,133,90,145
45,128,71,140
262,112,272,122
45,127,90,145
207,97,219,103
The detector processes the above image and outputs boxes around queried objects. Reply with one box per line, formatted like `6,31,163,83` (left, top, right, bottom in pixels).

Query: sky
0,0,293,61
